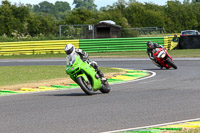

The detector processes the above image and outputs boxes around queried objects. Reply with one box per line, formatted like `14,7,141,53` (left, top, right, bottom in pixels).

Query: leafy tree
183,0,190,4
164,1,181,32
0,0,30,36
0,0,14,36
26,13,58,36
73,0,97,10
55,1,71,12
54,1,71,19
192,0,200,3
32,1,71,20
124,2,145,27
1,0,200,38
65,8,96,24
33,1,55,14
164,0,199,32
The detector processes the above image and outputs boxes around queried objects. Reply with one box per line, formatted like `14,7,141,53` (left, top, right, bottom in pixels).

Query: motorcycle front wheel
167,58,177,69
76,76,93,95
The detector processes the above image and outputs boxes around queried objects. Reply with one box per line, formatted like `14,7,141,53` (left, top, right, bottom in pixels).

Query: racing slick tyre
167,58,177,69
76,76,93,95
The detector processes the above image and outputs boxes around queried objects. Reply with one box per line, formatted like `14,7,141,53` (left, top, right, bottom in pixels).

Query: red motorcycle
152,48,177,69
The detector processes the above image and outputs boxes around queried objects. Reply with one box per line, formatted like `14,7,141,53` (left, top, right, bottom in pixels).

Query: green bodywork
65,55,102,91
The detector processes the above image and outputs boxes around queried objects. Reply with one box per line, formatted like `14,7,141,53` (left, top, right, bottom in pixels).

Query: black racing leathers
75,49,89,61
147,43,164,67
75,48,105,79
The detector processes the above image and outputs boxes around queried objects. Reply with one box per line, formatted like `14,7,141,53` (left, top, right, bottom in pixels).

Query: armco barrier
79,37,165,52
0,37,168,56
0,40,79,56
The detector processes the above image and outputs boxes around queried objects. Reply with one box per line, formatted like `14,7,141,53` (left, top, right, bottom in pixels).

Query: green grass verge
0,49,200,59
0,66,122,87
89,49,200,58
167,49,200,57
178,128,200,133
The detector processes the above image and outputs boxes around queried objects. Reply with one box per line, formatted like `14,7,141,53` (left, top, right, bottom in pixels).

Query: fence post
59,25,62,38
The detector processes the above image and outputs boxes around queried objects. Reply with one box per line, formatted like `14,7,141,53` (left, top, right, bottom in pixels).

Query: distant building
86,21,122,39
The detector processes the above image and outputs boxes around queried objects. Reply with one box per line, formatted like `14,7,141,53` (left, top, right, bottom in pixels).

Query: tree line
0,0,200,39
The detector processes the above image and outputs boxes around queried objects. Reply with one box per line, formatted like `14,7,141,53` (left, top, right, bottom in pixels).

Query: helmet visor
66,46,74,55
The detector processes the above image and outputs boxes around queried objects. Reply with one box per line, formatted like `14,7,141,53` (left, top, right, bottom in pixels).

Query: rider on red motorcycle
147,41,164,68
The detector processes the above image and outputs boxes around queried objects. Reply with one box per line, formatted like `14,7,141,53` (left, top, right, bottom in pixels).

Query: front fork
77,74,88,82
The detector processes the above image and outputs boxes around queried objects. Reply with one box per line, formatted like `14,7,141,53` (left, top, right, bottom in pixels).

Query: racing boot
97,69,107,84
89,60,107,83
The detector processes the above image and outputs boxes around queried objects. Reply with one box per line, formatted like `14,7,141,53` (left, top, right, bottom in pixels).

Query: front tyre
76,76,93,95
167,58,177,69
100,80,111,93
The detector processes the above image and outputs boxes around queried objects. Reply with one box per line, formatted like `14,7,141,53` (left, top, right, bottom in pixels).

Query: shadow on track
43,92,101,97
144,68,176,71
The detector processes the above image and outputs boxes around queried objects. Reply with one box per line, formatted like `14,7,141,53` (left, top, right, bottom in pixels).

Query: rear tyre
100,80,111,93
76,76,93,95
167,58,177,69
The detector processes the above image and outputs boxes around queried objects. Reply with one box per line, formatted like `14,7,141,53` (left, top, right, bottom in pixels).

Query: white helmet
65,44,75,55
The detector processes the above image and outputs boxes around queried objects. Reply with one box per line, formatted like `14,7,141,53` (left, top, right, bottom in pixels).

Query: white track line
110,69,156,86
101,118,200,133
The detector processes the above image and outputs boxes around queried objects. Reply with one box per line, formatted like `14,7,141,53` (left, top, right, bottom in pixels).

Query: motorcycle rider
64,44,107,83
147,41,164,68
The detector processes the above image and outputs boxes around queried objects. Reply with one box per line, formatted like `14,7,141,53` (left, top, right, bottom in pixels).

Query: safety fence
0,40,79,56
79,37,164,52
0,37,172,56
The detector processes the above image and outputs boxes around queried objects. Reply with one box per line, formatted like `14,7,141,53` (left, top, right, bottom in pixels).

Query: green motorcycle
65,53,111,95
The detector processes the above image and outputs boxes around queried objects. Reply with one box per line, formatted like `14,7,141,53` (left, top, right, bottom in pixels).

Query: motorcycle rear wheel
76,76,93,95
167,58,177,69
100,80,111,93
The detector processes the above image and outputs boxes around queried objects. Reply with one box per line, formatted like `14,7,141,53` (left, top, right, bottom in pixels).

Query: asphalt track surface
0,58,200,133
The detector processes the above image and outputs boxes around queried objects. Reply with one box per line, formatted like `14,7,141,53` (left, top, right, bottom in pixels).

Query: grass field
0,66,122,87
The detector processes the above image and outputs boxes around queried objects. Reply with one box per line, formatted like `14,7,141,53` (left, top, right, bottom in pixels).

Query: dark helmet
147,41,154,49
64,44,75,55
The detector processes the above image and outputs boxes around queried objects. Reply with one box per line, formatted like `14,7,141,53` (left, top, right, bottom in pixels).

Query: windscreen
66,53,77,66
182,31,198,35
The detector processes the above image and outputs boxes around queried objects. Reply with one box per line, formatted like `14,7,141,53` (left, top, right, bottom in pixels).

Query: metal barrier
0,37,171,56
0,40,79,56
79,37,164,52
